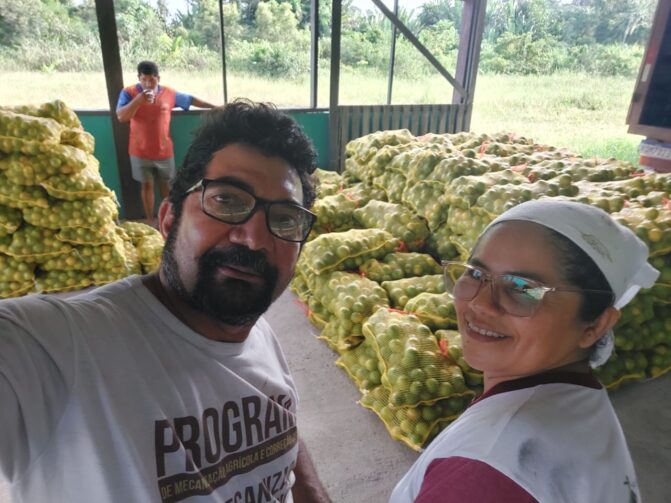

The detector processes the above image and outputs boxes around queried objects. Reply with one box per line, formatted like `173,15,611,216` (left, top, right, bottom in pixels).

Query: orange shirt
124,85,178,160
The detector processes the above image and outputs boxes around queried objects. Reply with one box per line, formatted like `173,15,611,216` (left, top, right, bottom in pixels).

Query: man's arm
291,437,331,503
190,97,216,109
116,90,152,123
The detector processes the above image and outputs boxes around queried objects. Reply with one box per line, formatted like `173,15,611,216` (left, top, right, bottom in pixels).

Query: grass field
1,70,643,165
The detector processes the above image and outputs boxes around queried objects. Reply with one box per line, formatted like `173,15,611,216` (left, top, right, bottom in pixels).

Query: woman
390,200,659,503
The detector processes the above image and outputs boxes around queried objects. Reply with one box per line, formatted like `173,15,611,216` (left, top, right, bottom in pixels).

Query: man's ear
579,307,621,349
158,199,175,240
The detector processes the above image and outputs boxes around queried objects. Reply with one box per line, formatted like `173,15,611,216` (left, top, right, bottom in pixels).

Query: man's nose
227,208,273,251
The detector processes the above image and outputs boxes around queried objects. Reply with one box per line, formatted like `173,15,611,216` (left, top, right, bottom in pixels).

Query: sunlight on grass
1,71,643,164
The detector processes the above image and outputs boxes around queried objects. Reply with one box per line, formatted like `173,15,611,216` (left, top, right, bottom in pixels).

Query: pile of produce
0,101,163,297
293,129,671,450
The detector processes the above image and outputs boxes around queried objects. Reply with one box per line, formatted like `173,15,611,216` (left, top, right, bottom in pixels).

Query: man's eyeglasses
185,179,316,243
441,261,614,318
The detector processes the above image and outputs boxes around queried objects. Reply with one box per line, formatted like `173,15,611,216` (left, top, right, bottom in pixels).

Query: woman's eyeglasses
441,261,614,318
185,179,316,243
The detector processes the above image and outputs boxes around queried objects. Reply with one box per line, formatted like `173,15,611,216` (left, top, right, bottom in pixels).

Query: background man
0,100,331,503
117,60,215,226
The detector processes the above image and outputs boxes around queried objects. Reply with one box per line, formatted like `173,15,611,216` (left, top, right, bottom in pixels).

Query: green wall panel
77,109,331,217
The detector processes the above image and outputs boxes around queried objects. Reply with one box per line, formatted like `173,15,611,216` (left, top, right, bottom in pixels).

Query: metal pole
386,0,399,105
218,0,228,104
94,0,142,219
310,0,319,108
328,0,342,170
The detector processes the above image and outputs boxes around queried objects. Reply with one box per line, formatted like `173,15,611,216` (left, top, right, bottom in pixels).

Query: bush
230,40,309,80
568,44,643,77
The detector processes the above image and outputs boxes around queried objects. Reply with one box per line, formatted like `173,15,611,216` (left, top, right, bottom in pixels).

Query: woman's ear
579,307,621,349
158,199,175,240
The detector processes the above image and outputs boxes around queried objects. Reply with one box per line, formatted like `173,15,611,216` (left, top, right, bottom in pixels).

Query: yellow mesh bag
60,128,95,153
40,168,115,201
0,136,95,175
0,110,63,143
22,197,118,230
424,223,460,261
39,236,129,272
359,385,470,450
3,100,83,129
311,192,359,235
0,204,22,237
427,156,492,184
401,180,450,232
359,252,442,283
371,168,407,203
0,172,49,208
300,228,400,276
335,339,383,392
594,349,648,390
363,308,472,407
613,205,671,257
404,292,458,330
0,279,35,298
434,330,484,390
6,225,73,262
353,200,430,252
136,232,164,273
36,269,93,294
380,274,445,310
0,253,35,283
647,344,671,378
55,223,118,246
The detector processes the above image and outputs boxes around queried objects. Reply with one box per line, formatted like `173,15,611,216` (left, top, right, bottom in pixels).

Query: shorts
130,156,176,183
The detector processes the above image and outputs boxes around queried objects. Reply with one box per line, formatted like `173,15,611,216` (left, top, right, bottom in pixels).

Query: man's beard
161,227,279,326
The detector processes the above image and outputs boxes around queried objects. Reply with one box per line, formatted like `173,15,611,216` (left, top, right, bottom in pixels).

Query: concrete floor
1,289,670,502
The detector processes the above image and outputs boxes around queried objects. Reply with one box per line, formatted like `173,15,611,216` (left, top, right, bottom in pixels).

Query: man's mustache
200,246,271,277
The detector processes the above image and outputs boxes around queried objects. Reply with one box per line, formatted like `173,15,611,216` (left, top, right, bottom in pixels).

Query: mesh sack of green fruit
363,308,470,407
359,252,442,283
36,269,93,294
2,100,82,129
23,196,118,230
311,192,360,235
301,228,400,275
136,232,164,273
118,221,158,242
340,182,387,206
6,225,73,262
0,172,49,208
594,349,647,391
616,290,655,328
346,143,411,184
319,317,365,352
0,253,35,285
401,180,449,231
0,110,63,144
381,274,445,310
646,344,671,379
307,297,330,330
445,170,527,209
60,128,95,154
434,329,483,391
561,158,638,183
353,200,429,251
405,148,449,181
475,180,565,217
345,129,415,166
424,223,460,261
39,237,128,272
335,338,383,392
562,183,626,214
371,169,408,204
0,137,94,175
0,204,22,237
41,168,115,201
427,156,492,184
0,278,35,298
614,305,671,352
313,271,389,350
359,384,469,450
446,206,490,251
612,205,671,257
404,292,458,330
55,223,117,246
2,153,65,185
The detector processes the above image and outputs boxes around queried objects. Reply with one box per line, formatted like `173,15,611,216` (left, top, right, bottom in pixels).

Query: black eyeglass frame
441,260,615,318
185,178,316,243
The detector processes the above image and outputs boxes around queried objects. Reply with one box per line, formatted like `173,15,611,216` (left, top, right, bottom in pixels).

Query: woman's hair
536,226,614,322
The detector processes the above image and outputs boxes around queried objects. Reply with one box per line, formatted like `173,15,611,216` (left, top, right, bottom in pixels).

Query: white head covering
485,200,659,367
